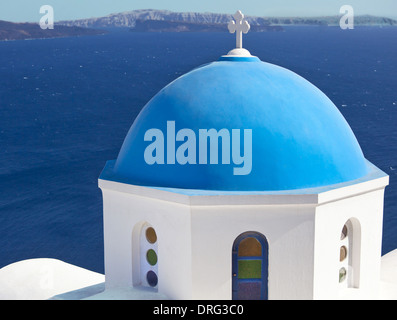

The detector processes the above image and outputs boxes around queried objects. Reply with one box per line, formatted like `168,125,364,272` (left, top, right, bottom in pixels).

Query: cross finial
228,10,250,49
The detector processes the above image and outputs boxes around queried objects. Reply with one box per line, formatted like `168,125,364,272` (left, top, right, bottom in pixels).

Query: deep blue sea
0,27,396,274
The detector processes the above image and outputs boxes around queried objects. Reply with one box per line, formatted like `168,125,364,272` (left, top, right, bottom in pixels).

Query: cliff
0,20,107,41
57,9,397,30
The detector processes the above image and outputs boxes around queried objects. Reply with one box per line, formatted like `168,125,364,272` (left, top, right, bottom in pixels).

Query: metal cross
228,10,250,49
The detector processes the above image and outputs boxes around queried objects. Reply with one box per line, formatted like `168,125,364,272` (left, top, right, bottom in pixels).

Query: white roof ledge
98,160,388,207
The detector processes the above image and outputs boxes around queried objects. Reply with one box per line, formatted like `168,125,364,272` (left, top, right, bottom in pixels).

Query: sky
0,0,396,23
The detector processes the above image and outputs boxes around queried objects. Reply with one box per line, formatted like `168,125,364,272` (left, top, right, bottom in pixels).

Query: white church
1,11,396,300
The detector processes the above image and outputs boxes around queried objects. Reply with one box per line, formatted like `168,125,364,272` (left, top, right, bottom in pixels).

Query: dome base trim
99,160,388,201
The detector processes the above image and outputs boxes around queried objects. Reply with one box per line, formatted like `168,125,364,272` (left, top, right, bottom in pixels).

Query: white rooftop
1,251,397,300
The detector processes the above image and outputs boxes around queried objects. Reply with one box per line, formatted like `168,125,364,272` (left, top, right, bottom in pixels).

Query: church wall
190,203,316,300
99,170,387,300
100,187,193,299
313,187,385,299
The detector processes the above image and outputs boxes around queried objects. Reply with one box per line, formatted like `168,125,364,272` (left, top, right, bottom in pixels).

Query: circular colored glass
339,267,347,283
341,225,348,240
146,249,158,266
147,271,158,287
340,246,348,262
146,227,157,244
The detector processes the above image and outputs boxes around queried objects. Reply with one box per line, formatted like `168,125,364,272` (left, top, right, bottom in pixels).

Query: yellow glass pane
146,227,157,244
340,246,347,262
238,237,261,257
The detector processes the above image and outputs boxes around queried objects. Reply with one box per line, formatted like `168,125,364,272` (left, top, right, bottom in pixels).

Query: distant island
58,9,397,31
1,9,396,41
0,20,107,41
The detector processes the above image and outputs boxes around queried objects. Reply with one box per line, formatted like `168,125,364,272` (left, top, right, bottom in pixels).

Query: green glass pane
146,249,158,266
339,267,347,283
238,260,262,279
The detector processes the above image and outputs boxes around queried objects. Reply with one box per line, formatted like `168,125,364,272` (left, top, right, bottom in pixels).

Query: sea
0,27,396,274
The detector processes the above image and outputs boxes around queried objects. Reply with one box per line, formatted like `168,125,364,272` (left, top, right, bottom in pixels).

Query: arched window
339,219,361,288
232,232,268,300
140,223,159,289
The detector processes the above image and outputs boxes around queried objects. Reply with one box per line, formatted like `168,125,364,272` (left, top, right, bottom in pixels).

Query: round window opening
147,249,158,266
341,225,348,240
339,267,347,283
147,271,158,287
146,227,157,244
340,246,348,262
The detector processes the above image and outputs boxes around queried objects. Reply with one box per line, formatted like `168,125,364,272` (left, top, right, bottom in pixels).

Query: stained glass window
341,225,348,240
147,249,158,266
146,227,157,244
140,224,158,289
237,282,262,300
238,260,262,279
340,246,347,262
339,267,347,283
147,271,158,287
232,233,268,300
238,237,261,257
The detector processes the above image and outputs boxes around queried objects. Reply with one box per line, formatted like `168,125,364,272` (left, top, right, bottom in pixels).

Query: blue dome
105,55,369,191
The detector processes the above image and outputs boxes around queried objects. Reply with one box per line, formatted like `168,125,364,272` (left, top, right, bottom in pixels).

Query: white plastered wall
100,186,193,299
101,182,318,300
190,204,316,300
313,188,386,299
99,166,388,300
